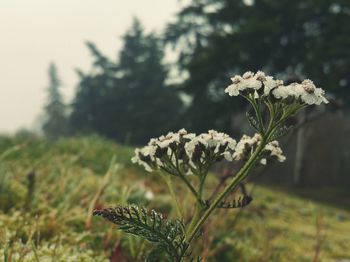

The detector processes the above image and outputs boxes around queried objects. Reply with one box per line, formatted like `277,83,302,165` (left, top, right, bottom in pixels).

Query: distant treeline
43,0,350,145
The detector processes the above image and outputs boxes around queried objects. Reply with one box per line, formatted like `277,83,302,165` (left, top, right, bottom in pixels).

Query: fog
0,0,179,132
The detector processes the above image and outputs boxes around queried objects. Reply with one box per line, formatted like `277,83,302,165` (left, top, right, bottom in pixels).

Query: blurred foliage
70,18,182,145
0,136,349,261
63,0,350,144
166,0,350,132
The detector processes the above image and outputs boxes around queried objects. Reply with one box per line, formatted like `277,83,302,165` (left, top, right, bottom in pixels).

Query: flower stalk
187,139,266,243
95,71,328,261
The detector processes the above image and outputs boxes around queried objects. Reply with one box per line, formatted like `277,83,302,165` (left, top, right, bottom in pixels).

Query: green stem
247,96,265,134
186,138,267,243
265,100,276,130
179,175,203,205
161,155,202,204
186,203,202,235
163,174,183,218
186,172,206,235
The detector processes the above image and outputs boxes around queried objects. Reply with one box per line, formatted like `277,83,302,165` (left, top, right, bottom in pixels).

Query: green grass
0,135,349,261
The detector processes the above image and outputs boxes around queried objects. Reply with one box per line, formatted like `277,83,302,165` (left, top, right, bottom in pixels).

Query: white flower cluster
233,133,262,161
131,129,194,172
273,79,328,105
225,71,328,105
132,129,237,174
263,140,286,163
225,71,283,97
185,130,237,166
132,129,286,174
233,133,286,165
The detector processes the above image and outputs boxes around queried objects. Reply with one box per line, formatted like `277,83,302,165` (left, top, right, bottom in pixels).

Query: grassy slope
0,135,349,261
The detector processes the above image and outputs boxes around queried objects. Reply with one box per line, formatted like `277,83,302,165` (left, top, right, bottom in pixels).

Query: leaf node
204,195,253,209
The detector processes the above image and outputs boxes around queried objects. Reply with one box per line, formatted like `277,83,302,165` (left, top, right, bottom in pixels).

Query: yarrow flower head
262,140,286,164
233,133,286,165
273,79,328,105
225,71,283,98
233,133,262,161
131,129,195,173
185,130,236,170
131,144,157,172
132,129,237,175
226,71,328,106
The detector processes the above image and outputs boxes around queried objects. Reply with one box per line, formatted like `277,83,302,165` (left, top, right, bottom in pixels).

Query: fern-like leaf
246,112,260,132
271,125,293,139
93,205,188,261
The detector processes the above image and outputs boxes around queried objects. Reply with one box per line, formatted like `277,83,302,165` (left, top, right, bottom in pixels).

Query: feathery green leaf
93,205,188,261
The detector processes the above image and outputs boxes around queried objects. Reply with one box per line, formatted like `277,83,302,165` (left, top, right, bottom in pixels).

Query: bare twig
313,212,324,262
24,171,36,211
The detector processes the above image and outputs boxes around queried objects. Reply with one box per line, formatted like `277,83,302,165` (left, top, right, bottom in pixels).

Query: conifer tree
70,18,182,144
166,0,350,132
42,63,68,139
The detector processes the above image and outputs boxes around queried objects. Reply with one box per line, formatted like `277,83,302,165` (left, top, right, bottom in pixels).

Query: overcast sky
0,0,182,133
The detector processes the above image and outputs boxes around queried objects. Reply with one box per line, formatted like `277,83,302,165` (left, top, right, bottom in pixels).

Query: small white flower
298,79,329,105
178,128,187,135
156,131,182,148
245,77,262,90
272,84,294,99
233,133,262,160
185,130,237,167
223,151,233,161
243,71,254,79
272,79,328,105
131,156,153,172
233,134,286,164
132,129,196,173
131,145,157,172
264,140,286,162
254,90,259,99
225,82,242,96
255,71,267,81
260,158,267,165
264,77,284,96
145,190,155,200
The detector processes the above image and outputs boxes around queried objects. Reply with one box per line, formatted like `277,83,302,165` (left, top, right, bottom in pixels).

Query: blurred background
1,0,349,261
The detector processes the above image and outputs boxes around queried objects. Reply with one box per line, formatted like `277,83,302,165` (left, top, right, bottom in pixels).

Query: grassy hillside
0,135,349,261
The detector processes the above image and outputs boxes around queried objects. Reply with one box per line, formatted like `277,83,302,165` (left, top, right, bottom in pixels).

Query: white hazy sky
0,0,182,133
